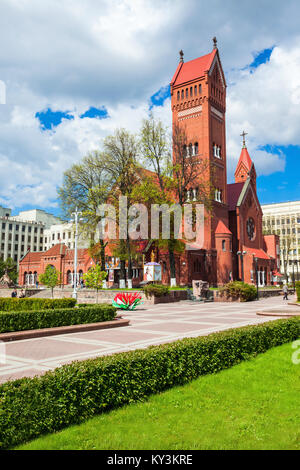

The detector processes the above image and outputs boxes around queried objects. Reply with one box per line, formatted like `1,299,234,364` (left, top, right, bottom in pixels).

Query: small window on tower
222,240,226,251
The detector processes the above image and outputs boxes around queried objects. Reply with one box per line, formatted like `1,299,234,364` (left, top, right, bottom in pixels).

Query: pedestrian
19,289,25,298
11,289,17,298
283,283,288,301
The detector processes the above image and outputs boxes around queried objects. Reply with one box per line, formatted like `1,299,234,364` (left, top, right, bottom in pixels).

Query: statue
0,269,15,288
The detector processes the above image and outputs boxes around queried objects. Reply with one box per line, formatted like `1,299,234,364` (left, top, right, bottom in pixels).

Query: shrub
0,304,116,333
0,317,299,449
0,298,76,312
142,284,170,298
296,281,300,302
219,281,257,302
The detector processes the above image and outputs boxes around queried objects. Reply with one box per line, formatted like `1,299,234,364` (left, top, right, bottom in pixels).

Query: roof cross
240,130,248,148
213,37,217,49
179,50,184,63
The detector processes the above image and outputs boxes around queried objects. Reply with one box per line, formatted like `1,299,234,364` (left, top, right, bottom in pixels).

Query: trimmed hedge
0,297,76,312
296,281,300,302
0,317,299,449
0,304,117,333
219,281,257,301
142,284,170,298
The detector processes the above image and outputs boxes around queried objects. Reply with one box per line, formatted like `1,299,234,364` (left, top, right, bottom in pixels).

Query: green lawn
17,342,300,450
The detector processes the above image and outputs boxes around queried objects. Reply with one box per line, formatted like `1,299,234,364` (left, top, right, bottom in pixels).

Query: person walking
283,283,289,301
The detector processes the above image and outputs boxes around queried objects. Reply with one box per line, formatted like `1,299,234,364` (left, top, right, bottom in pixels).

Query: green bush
0,304,116,333
0,317,299,449
295,281,300,302
219,281,257,301
0,298,76,312
142,284,170,298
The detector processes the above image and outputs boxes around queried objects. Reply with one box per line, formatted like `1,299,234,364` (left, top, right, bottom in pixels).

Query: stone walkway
0,295,297,384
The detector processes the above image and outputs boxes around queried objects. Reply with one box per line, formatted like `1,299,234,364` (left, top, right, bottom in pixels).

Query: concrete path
0,295,297,384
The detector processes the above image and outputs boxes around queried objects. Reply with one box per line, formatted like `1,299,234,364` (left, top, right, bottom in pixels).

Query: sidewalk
0,295,297,384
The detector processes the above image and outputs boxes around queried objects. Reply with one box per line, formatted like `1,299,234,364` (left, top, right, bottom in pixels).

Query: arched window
194,142,198,154
190,87,193,97
181,89,184,99
199,84,202,94
222,240,226,251
194,85,197,96
177,91,180,101
189,143,193,156
186,88,188,98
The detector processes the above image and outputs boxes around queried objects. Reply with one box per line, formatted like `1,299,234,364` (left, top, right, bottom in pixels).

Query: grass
17,342,300,450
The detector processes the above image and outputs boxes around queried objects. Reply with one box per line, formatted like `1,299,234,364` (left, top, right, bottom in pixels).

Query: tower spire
179,50,184,63
213,36,217,49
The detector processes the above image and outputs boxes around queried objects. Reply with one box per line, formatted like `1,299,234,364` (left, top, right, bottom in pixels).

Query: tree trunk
100,239,106,272
169,246,176,287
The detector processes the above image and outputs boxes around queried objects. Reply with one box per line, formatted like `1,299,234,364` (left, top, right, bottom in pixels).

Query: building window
215,189,222,203
181,89,184,99
194,85,197,96
194,142,198,154
222,240,226,251
186,88,188,98
199,84,202,94
177,91,180,101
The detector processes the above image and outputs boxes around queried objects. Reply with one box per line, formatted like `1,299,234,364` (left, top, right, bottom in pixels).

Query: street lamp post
71,208,82,300
292,260,296,292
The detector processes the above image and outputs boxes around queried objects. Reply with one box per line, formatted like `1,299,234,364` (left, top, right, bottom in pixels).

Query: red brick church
19,40,280,288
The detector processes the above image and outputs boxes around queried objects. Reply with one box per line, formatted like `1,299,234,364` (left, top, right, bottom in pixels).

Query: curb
0,317,130,342
256,311,300,317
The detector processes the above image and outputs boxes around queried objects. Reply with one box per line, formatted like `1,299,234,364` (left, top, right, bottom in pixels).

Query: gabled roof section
171,49,217,87
215,220,232,235
227,182,244,211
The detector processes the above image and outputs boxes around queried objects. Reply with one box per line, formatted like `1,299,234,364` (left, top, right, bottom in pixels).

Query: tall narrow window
194,85,197,96
177,91,180,101
181,89,184,99
194,142,198,154
199,84,202,94
190,87,193,97
186,88,188,98
222,240,226,251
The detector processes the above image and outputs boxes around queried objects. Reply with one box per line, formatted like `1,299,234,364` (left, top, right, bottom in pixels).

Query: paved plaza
0,296,298,384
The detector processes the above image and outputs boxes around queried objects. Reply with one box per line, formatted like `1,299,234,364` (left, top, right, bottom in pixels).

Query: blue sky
0,0,299,217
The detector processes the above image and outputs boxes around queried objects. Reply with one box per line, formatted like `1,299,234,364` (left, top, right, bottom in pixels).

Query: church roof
215,220,232,234
171,49,217,86
227,182,244,211
243,247,271,260
234,146,253,176
43,243,67,257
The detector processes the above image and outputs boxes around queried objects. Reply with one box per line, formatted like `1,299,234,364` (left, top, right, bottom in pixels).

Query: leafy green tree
83,265,108,303
39,265,60,298
102,128,140,286
57,151,111,271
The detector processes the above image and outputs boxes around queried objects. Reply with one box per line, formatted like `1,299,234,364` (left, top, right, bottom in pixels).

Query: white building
43,222,89,251
262,200,300,282
0,206,62,264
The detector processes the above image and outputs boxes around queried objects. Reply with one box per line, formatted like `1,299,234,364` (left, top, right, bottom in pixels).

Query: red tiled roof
43,243,67,257
171,50,217,86
227,182,244,211
215,220,232,234
235,147,253,176
21,251,43,264
244,247,270,260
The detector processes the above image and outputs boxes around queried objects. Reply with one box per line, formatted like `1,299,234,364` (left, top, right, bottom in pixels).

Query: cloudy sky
0,0,300,216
